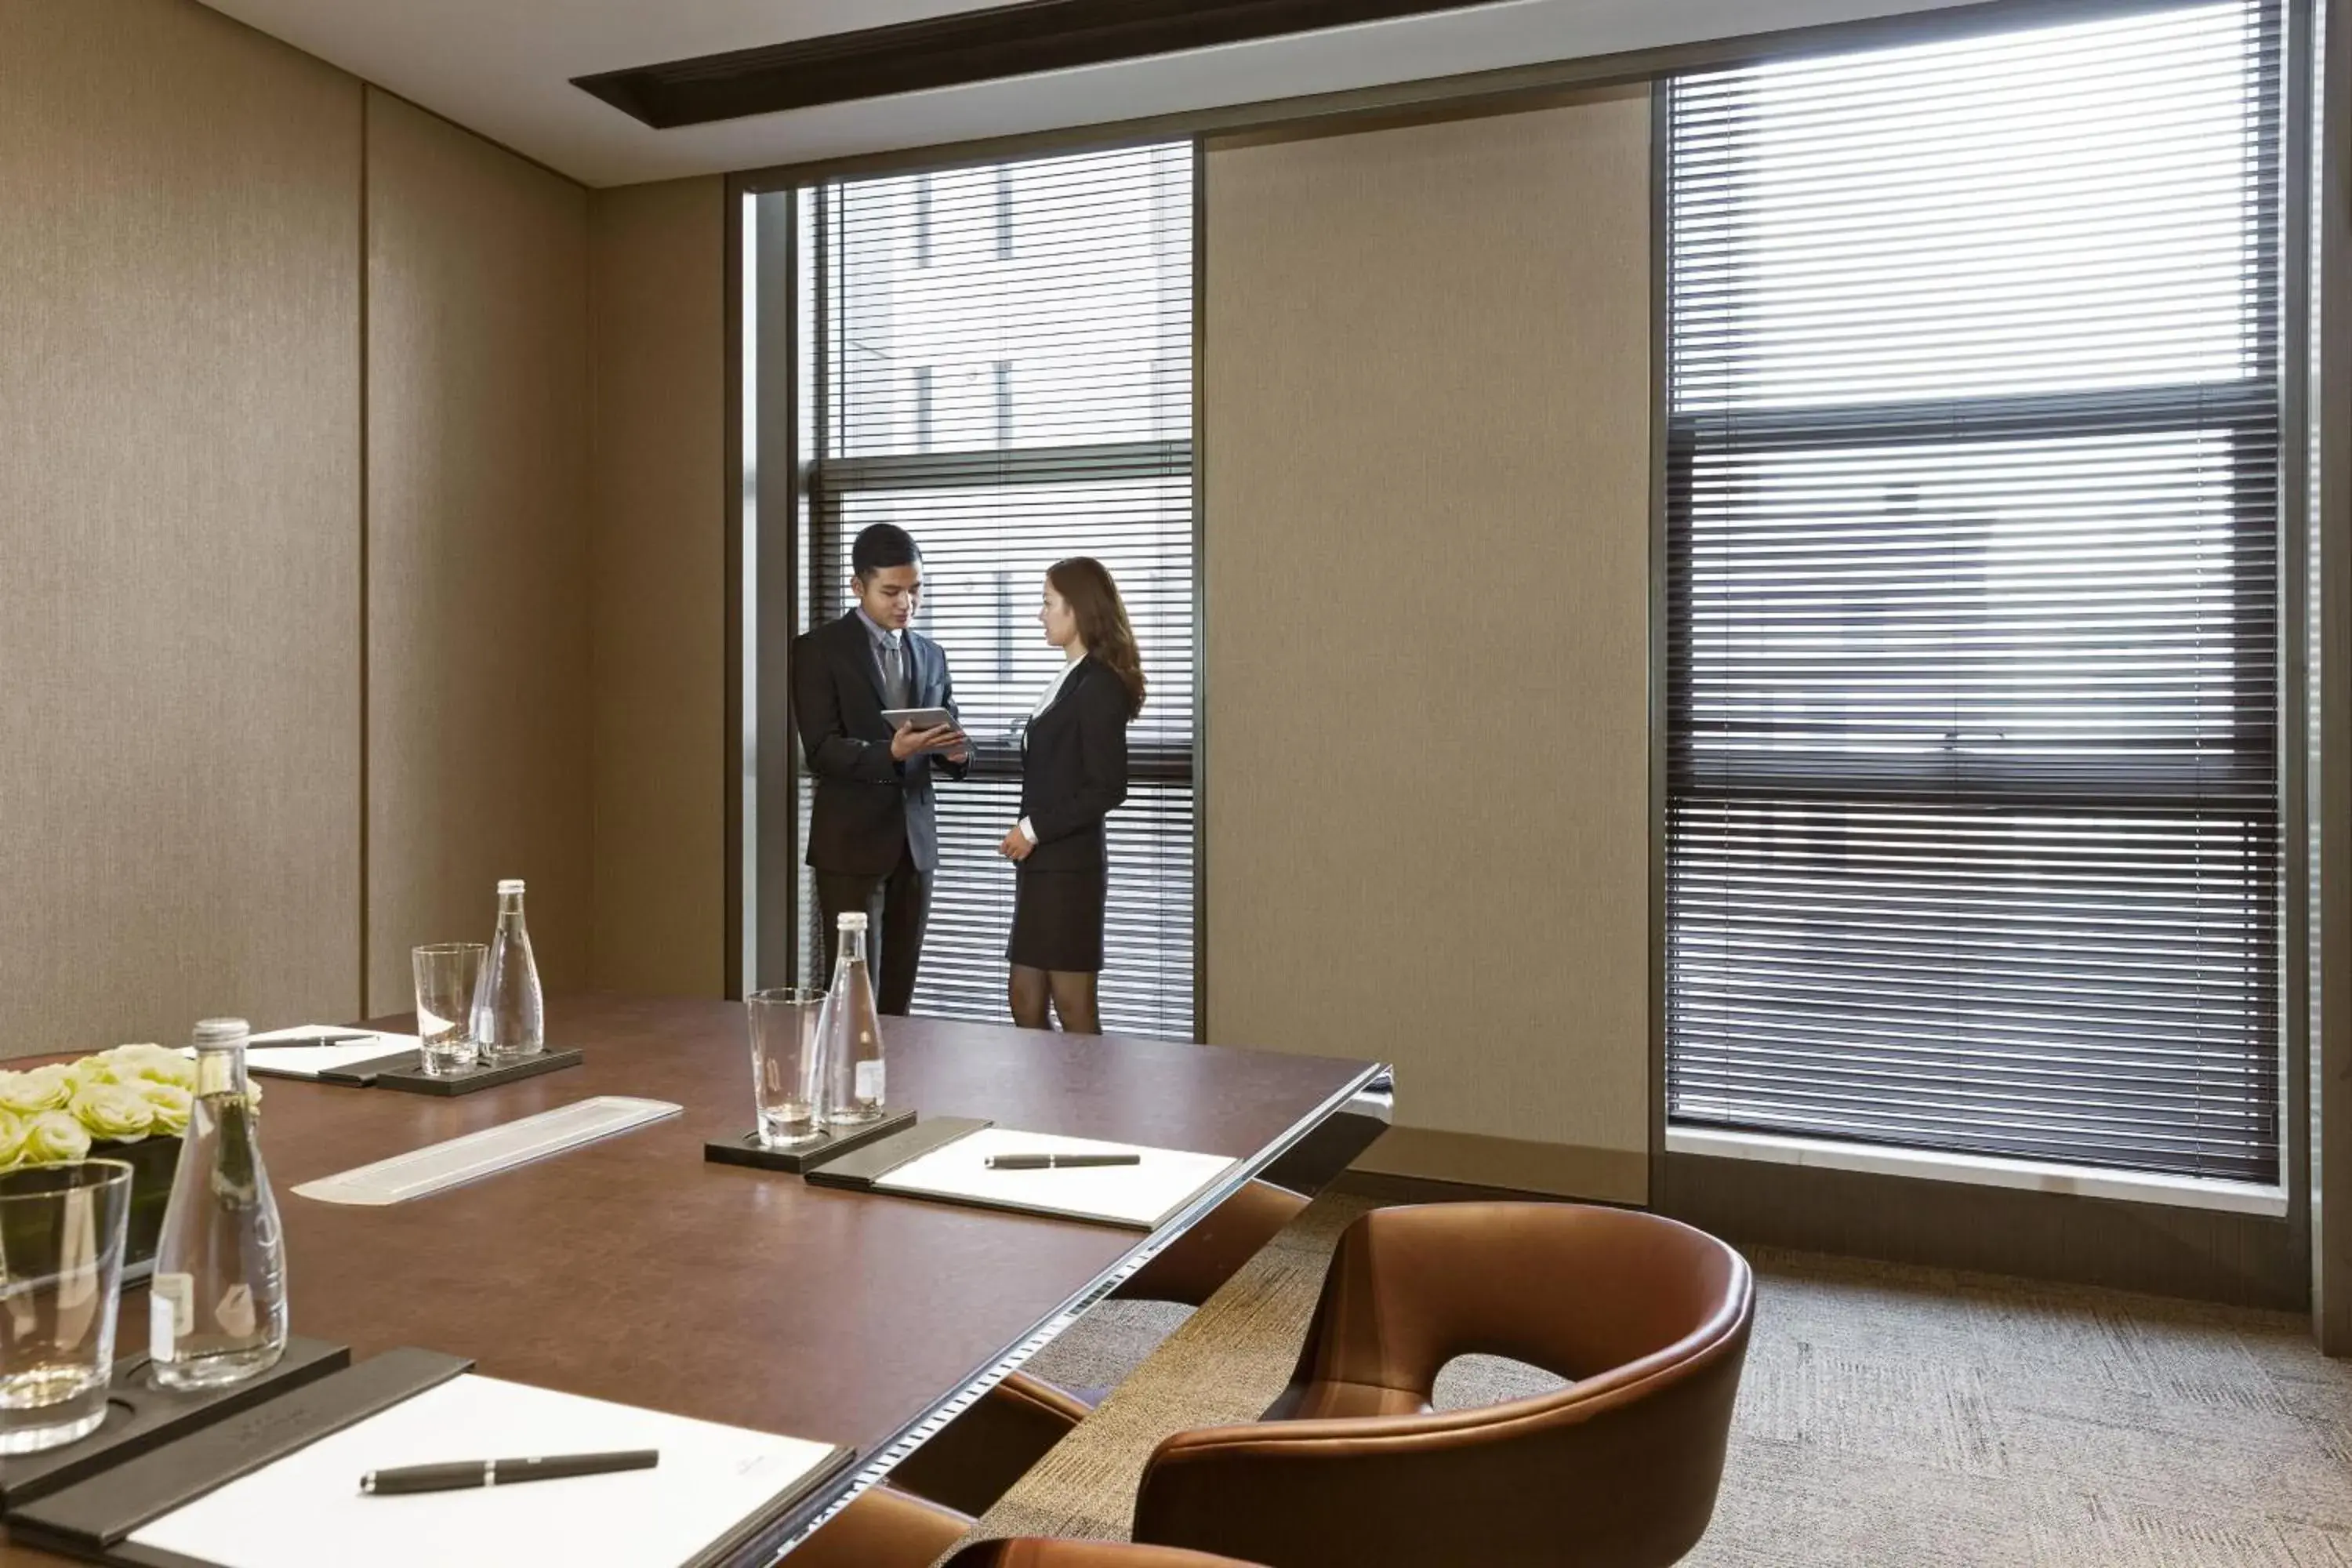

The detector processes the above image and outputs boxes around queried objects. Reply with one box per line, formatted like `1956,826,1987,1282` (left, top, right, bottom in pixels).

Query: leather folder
6,1349,474,1563
800,1116,993,1189
5,1348,859,1568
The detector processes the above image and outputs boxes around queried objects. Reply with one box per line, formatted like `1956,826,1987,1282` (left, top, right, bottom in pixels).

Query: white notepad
876,1127,1238,1229
127,1374,840,1568
241,1027,421,1079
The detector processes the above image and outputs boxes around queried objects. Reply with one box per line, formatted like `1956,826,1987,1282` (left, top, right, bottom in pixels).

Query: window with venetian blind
1664,1,2286,1183
800,143,1196,1039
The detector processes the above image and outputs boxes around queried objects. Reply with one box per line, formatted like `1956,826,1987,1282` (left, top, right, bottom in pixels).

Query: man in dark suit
793,523,968,1014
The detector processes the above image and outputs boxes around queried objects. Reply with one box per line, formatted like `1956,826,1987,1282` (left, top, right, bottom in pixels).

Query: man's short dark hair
851,524,922,581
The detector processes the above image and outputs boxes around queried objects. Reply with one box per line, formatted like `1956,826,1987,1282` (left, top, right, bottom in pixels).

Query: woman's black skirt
1007,863,1108,973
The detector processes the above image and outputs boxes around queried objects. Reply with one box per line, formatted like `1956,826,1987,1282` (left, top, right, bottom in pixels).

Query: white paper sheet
875,1126,1238,1229
128,1374,840,1568
239,1030,420,1080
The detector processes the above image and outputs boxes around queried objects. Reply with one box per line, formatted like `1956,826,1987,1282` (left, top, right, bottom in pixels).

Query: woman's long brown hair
1047,557,1145,720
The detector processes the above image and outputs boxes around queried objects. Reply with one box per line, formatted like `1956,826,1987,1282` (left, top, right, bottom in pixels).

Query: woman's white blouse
1029,655,1084,726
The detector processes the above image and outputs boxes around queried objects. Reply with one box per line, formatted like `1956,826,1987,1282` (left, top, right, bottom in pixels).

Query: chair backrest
1289,1202,1748,1400
1134,1202,1755,1568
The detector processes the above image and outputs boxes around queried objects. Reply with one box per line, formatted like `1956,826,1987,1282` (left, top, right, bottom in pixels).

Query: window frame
1656,2,2296,1192
768,149,1207,1039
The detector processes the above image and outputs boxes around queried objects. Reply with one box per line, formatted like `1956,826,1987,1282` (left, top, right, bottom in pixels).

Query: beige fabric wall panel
0,0,361,1057
587,178,728,998
366,90,592,1012
1203,91,1653,1198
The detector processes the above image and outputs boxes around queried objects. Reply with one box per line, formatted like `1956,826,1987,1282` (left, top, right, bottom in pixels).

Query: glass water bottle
818,912,885,1125
471,877,545,1064
150,1018,289,1390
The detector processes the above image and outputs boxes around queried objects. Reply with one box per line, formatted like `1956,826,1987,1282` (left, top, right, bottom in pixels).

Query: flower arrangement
0,1044,259,1171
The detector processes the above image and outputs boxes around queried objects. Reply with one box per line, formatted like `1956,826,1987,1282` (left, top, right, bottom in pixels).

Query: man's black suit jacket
792,611,967,876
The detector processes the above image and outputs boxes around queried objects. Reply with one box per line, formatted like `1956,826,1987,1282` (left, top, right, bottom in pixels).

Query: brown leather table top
1,993,1379,1566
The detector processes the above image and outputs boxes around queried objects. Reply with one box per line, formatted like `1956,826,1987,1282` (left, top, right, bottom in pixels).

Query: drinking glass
746,988,826,1148
412,943,486,1076
1,1160,134,1454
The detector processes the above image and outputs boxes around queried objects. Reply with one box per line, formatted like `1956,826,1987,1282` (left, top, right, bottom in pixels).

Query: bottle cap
498,878,525,895
837,911,869,932
192,1017,249,1049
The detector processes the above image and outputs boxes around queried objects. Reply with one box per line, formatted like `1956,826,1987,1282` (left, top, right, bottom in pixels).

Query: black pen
360,1450,659,1495
257,1032,376,1047
985,1152,1142,1171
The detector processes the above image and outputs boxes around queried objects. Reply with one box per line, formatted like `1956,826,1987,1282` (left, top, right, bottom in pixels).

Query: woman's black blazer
1018,657,1131,872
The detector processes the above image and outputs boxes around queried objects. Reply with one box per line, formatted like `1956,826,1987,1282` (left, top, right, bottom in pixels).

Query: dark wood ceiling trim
718,0,2165,191
572,0,1504,129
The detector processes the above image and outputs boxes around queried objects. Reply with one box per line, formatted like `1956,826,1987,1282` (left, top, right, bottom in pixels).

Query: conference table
0,995,1389,1566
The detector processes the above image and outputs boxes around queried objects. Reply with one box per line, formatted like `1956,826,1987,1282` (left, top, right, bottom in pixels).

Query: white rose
102,1044,196,1091
137,1080,194,1136
70,1081,156,1143
0,1066,74,1116
21,1110,92,1164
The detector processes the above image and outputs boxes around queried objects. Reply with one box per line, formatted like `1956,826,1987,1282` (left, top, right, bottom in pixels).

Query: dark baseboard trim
1339,1158,2304,1311
1658,1151,2305,1312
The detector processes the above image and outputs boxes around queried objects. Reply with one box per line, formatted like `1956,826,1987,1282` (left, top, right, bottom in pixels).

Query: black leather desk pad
0,1338,350,1510
8,1348,860,1568
5,1348,472,1557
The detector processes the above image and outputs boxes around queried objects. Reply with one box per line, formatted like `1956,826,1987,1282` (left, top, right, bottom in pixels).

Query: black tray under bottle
703,1106,918,1173
316,1047,583,1095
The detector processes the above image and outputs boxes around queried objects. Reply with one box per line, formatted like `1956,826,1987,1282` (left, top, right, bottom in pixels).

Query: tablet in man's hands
881,707,955,733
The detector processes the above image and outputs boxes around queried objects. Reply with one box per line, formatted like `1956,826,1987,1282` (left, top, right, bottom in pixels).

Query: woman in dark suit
996,557,1145,1034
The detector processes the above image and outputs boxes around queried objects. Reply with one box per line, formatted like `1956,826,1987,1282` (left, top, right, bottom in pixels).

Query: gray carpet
975,1192,2352,1565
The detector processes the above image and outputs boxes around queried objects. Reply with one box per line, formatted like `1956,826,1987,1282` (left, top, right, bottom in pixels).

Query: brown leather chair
783,1486,973,1568
946,1542,1267,1568
794,1487,1272,1568
1111,1179,1308,1309
1129,1202,1754,1568
891,1181,1308,1515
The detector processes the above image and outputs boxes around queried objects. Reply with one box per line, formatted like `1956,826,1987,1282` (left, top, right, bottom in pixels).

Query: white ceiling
197,0,1982,188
